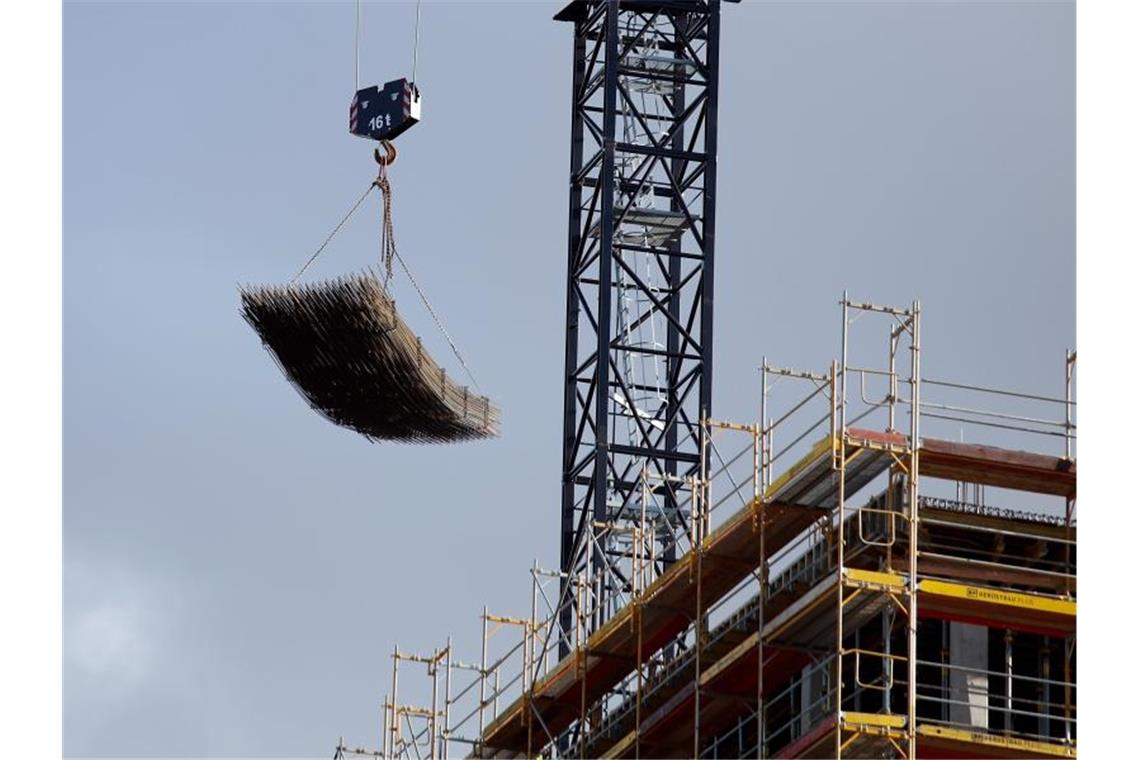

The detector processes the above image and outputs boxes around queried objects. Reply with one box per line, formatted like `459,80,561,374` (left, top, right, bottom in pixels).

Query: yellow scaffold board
844,568,908,594
918,579,1076,616
917,724,1076,758
842,711,907,732
600,730,636,759
764,435,836,498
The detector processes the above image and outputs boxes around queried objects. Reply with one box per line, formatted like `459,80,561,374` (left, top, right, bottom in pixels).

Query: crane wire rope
373,148,481,391
355,0,360,90
411,0,423,84
290,183,375,284
357,0,422,87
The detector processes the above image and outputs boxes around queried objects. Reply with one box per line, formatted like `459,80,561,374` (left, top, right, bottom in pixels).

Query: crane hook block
349,78,421,142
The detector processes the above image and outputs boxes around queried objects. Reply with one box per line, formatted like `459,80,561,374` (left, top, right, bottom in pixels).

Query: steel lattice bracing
556,0,723,646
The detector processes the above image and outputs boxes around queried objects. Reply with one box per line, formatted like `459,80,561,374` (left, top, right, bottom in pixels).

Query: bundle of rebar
240,271,499,443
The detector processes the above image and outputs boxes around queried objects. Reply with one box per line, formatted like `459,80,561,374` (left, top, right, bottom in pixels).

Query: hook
374,139,398,167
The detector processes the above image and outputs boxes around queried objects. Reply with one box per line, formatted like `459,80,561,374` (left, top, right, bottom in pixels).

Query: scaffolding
337,294,1076,759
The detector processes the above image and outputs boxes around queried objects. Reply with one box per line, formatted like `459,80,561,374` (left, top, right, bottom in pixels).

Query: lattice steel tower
556,0,728,645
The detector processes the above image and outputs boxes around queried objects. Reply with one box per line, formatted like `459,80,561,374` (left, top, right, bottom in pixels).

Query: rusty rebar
240,271,500,443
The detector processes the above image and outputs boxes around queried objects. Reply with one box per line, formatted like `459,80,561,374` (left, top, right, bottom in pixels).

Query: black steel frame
556,0,723,648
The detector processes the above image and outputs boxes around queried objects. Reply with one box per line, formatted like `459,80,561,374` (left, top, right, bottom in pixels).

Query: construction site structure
335,1,1076,757
336,292,1076,760
557,0,740,652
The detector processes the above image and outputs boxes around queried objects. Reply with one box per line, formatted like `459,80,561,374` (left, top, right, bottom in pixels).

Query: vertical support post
493,669,500,718
558,2,588,660
588,0,621,632
527,564,538,756
836,294,849,760
578,576,587,760
948,623,988,730
1005,629,1014,735
1063,636,1073,743
429,653,439,760
939,622,949,722
754,421,766,760
689,466,707,759
664,14,688,567
695,523,704,759
529,561,539,692
479,608,488,738
883,607,893,715
888,324,902,432
443,638,452,759
1064,351,1076,600
389,645,400,759
840,295,849,441
700,0,722,473
636,470,646,759
635,590,643,760
760,358,768,492
521,614,531,701
381,698,389,760
699,419,708,544
835,452,845,760
906,302,921,760
638,471,647,599
1065,350,1075,461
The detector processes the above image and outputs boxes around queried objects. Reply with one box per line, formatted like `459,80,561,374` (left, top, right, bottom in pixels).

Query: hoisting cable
371,144,481,392
290,183,376,284
411,0,423,84
354,0,361,90
375,150,397,284
391,240,482,393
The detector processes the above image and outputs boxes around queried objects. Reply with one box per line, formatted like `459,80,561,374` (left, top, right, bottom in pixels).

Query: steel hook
374,140,398,167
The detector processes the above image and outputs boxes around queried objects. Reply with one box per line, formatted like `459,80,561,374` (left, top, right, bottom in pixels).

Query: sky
63,1,1074,757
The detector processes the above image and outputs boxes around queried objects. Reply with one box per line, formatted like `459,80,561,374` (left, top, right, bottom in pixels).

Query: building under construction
335,1,1076,758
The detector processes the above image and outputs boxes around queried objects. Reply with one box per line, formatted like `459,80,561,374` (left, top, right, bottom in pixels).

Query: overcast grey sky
64,1,1073,756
